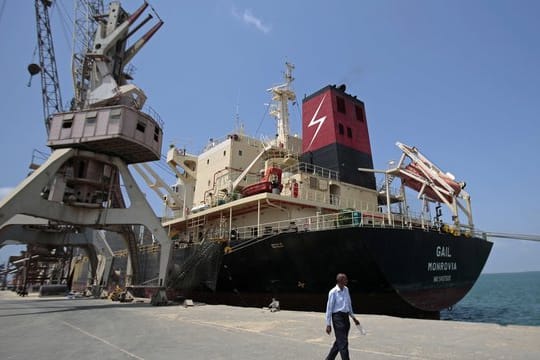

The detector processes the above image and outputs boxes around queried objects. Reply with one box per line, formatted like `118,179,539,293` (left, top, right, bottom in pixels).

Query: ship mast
268,62,296,151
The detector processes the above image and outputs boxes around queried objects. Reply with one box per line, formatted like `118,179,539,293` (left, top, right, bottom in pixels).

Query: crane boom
71,0,104,110
34,0,63,133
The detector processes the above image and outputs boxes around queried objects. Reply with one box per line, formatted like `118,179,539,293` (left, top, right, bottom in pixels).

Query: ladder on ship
188,216,207,229
228,232,281,254
378,174,396,198
168,230,224,290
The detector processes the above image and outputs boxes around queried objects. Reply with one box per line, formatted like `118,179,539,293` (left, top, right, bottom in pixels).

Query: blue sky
0,0,539,273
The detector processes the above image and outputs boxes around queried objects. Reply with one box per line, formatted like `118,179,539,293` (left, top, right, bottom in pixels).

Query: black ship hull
175,227,492,318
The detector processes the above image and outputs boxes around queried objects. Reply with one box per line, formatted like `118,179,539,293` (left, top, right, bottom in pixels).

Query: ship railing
375,175,401,196
229,208,484,247
199,133,263,154
282,162,339,180
226,209,440,246
112,249,129,257
200,136,227,152
279,184,377,212
79,98,165,129
162,209,479,250
138,243,161,253
143,104,165,129
162,208,185,221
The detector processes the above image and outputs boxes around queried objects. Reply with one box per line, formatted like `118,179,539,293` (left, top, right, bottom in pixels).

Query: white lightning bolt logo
306,94,327,150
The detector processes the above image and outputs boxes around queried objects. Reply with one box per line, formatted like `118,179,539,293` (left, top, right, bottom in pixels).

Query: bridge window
355,105,364,122
338,123,344,135
136,122,146,133
336,96,346,114
62,113,74,128
309,176,318,190
110,108,122,123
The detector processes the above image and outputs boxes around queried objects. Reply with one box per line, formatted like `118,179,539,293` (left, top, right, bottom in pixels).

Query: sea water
440,271,540,326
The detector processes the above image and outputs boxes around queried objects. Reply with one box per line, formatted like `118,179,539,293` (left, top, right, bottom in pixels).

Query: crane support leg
0,148,173,287
0,224,100,285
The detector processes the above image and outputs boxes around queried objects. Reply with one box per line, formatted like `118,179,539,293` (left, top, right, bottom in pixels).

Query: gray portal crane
10,1,170,292
30,0,63,134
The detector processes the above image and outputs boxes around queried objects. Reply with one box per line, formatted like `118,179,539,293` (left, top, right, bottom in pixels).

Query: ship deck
162,191,338,227
1,291,538,360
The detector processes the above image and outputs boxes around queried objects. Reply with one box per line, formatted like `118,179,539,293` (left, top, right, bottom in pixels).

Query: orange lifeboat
241,166,283,197
401,162,463,203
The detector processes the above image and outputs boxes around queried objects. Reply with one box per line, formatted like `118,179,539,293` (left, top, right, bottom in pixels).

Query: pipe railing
203,209,476,247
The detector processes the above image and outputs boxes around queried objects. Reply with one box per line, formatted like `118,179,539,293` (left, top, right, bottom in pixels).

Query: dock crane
29,0,108,119
11,0,170,292
29,0,63,134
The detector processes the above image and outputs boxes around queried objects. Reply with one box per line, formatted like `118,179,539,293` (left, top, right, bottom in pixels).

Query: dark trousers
326,312,350,360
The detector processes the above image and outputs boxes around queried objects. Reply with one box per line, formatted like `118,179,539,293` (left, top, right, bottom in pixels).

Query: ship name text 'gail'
436,246,452,258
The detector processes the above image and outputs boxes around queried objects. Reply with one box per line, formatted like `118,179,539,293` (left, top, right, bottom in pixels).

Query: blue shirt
325,285,354,326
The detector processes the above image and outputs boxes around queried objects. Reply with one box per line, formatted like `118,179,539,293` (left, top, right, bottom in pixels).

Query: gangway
484,232,540,243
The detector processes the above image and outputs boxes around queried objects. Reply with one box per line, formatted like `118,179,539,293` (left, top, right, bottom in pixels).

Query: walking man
325,273,359,360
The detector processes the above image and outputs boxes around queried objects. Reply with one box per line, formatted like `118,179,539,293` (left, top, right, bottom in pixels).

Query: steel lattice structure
71,0,104,110
34,0,63,133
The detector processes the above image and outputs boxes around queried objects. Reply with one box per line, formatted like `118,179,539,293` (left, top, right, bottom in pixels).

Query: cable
0,0,6,28
254,102,271,136
154,155,175,177
148,3,162,22
293,99,302,133
54,0,73,51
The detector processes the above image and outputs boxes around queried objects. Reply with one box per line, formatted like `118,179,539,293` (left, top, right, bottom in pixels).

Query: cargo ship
0,1,492,319
150,63,493,318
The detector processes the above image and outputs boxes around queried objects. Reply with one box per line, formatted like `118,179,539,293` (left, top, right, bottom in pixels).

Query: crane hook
27,63,42,87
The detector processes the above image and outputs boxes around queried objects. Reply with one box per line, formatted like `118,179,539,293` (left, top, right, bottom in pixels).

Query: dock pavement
0,290,538,359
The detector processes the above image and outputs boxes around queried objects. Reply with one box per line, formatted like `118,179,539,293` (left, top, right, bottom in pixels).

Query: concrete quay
0,291,538,359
